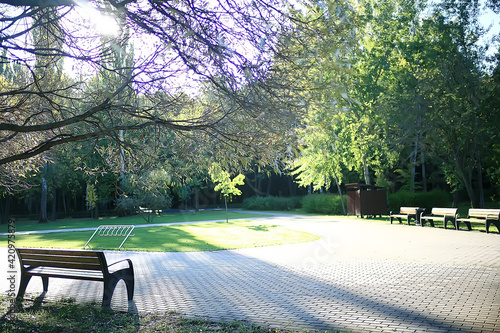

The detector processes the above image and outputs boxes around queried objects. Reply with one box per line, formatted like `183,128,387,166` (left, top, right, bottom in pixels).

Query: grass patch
3,210,272,233
3,220,320,252
0,296,312,332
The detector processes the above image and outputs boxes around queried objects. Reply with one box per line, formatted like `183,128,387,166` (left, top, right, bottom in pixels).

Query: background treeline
1,0,500,222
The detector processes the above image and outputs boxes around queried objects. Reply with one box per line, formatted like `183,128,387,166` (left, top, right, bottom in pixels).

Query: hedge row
242,196,302,211
387,189,451,213
242,194,346,215
243,189,452,216
301,194,346,215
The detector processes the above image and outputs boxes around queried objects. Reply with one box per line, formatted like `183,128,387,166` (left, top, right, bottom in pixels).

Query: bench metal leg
422,218,435,227
456,221,472,231
485,219,499,233
103,265,135,308
42,276,49,292
443,217,452,229
16,274,32,301
489,220,500,233
103,277,118,308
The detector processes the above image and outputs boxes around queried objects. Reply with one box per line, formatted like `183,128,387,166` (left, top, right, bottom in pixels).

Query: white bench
456,209,500,233
390,207,424,225
420,208,458,229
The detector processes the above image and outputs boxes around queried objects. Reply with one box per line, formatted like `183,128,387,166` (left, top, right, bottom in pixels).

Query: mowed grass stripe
4,210,275,233
4,220,320,252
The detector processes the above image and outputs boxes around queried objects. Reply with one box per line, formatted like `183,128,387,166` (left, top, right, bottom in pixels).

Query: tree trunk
39,177,48,223
336,179,346,215
194,187,200,212
62,191,67,214
477,151,485,208
224,196,228,223
1,195,11,224
457,161,477,208
26,196,33,215
288,176,295,196
51,187,57,221
420,143,427,192
410,136,418,193
266,174,272,196
363,154,371,185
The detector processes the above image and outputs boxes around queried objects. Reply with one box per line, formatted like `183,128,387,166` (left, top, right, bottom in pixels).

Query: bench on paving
16,248,134,308
420,208,458,229
390,207,424,225
455,209,500,233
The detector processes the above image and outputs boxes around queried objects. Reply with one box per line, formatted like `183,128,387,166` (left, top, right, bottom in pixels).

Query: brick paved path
2,214,499,332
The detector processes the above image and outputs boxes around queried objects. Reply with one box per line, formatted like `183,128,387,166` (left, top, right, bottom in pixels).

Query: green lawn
3,210,272,233
3,220,320,252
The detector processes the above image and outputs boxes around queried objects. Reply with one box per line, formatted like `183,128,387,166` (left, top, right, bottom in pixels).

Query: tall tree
0,0,317,187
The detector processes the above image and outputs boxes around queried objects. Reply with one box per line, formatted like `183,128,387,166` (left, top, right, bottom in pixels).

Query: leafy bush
388,189,452,213
301,194,346,215
116,170,173,222
242,196,302,211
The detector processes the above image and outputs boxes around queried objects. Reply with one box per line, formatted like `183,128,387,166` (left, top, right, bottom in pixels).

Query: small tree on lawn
209,163,245,223
86,183,99,219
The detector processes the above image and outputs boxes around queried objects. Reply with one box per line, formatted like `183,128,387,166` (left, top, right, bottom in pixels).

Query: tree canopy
1,0,500,212
0,0,315,188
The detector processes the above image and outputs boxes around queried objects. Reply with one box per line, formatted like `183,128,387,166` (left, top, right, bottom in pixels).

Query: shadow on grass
246,225,279,232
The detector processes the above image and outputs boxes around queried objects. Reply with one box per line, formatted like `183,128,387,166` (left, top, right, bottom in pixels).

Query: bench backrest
17,248,107,272
431,208,458,216
467,209,500,219
399,207,419,214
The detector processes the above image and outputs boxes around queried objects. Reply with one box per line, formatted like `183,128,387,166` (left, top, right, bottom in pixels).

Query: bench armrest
108,259,133,271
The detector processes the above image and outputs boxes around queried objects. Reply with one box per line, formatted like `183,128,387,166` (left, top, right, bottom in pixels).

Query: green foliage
85,184,98,210
242,196,302,211
116,169,173,223
209,163,245,200
301,194,346,215
388,189,452,213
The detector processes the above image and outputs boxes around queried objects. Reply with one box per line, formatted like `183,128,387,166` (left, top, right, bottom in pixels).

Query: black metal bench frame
16,248,134,307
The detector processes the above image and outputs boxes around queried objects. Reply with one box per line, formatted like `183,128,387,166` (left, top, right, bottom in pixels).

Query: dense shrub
242,196,302,211
301,194,346,215
388,189,452,213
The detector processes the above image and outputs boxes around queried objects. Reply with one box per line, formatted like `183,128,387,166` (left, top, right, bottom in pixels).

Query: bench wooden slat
466,209,500,219
399,207,419,214
25,267,105,281
18,248,101,257
22,259,104,271
429,208,457,216
20,253,103,264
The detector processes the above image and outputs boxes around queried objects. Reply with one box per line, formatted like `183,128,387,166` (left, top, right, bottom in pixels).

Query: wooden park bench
455,209,500,233
420,207,458,229
16,248,134,308
390,207,424,225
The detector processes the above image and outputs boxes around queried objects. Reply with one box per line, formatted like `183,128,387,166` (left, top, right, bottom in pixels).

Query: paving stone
1,214,499,332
